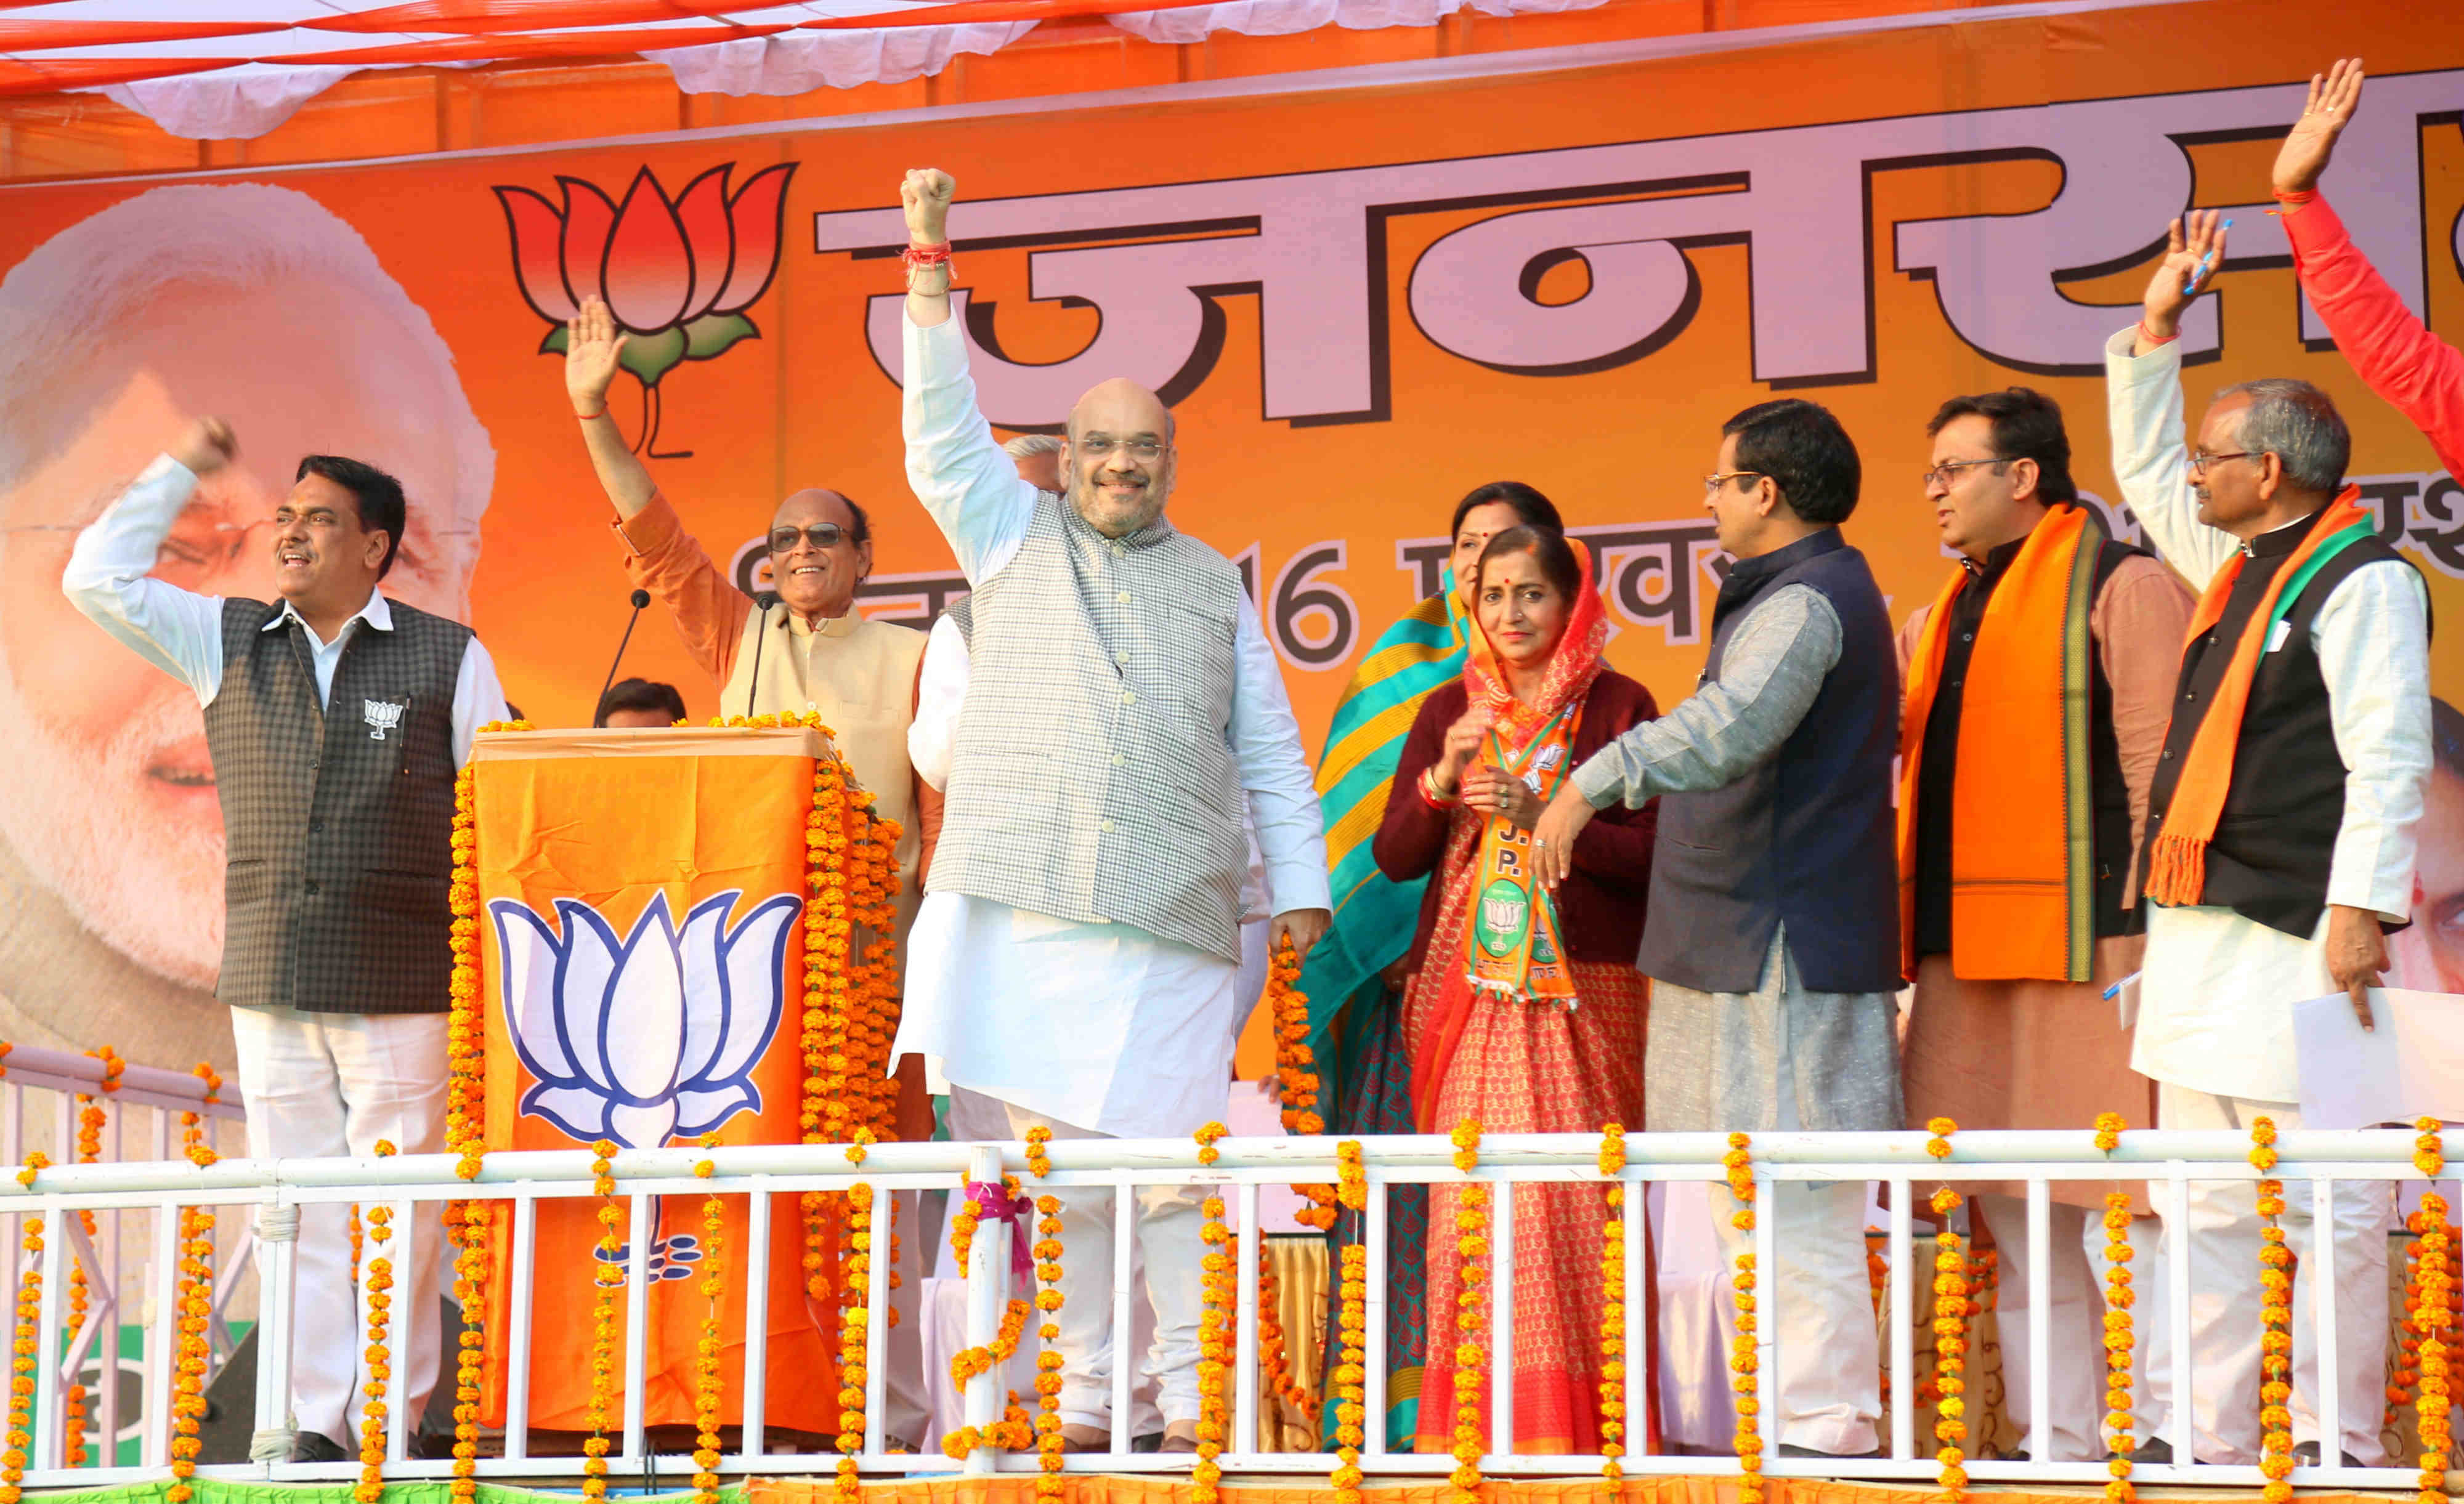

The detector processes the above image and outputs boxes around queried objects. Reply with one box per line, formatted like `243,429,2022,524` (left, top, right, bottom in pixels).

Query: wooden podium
466,724,855,1437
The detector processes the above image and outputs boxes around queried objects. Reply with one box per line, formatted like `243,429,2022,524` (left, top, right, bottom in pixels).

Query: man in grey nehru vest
1534,398,1902,1463
64,418,507,1463
888,167,1330,1453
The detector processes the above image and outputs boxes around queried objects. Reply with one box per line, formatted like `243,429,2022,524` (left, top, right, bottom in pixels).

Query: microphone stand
594,588,653,726
744,591,780,720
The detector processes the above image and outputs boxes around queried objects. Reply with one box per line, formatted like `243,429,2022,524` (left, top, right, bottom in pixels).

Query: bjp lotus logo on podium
490,887,798,1150
494,161,796,456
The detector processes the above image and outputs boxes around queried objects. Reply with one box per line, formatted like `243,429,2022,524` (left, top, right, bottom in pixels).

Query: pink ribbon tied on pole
963,1179,1035,1283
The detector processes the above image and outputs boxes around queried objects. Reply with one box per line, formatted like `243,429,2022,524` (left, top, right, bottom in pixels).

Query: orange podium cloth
471,724,843,1436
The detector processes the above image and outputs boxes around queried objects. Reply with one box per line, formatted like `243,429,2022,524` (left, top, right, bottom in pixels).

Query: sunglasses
768,523,851,553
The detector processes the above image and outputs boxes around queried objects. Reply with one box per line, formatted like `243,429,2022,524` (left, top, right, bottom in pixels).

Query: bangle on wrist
1419,767,1459,809
2136,320,2180,348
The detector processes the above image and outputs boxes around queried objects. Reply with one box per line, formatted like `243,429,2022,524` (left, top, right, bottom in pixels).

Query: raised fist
901,168,955,246
172,418,237,477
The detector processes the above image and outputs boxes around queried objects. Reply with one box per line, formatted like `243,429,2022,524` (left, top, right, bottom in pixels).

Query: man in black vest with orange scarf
64,418,508,1464
2106,210,2430,1470
1894,387,2190,1465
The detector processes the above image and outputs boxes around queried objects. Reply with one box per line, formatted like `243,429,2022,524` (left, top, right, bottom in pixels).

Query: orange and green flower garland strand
1331,1141,1368,1504
1926,1118,1968,1504
2414,1117,2452,1504
1448,1118,1486,1504
1724,1132,1761,1503
2094,1114,2136,1503
1599,1123,1629,1482
4,1154,50,1504
2251,1118,2293,1503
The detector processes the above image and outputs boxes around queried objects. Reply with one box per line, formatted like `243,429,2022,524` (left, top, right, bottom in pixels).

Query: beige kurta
1895,551,2190,1206
614,491,929,932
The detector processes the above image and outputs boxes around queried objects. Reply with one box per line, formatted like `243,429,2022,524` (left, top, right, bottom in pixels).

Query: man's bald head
1063,379,1177,538
766,487,872,621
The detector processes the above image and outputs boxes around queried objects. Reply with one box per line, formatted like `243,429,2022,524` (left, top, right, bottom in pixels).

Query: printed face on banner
0,183,491,1062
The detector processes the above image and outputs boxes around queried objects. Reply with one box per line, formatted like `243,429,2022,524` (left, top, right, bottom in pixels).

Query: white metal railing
0,1046,248,1473
0,1127,2453,1490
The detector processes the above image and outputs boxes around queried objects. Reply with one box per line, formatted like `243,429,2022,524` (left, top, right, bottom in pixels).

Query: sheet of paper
2292,989,2464,1129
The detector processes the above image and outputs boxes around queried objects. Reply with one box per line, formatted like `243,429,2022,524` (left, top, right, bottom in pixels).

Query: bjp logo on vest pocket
490,888,797,1149
363,697,406,740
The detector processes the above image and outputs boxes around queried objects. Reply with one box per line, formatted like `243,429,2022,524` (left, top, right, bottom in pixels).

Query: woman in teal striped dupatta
1300,481,1561,1449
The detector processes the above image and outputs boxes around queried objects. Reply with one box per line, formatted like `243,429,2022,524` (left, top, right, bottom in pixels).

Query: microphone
594,588,654,726
744,591,780,720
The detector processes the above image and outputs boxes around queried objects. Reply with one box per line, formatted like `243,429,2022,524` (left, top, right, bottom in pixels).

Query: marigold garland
1196,1122,1228,1168
1196,1187,1234,1504
2246,1117,2292,1502
836,1179,873,1503
693,1138,727,1504
2101,1187,2137,1501
1266,940,1339,1230
2094,1112,2125,1155
4,1155,45,1504
2413,1118,2452,1504
1018,1128,1066,1498
354,1142,400,1504
1724,1132,1762,1503
168,1086,216,1503
1449,1119,1486,1504
447,730,511,1498
62,1050,116,1470
584,1139,622,1500
1929,1179,1969,1504
949,1298,1031,1388
1331,1142,1368,1504
800,737,853,1311
1600,1123,1629,1482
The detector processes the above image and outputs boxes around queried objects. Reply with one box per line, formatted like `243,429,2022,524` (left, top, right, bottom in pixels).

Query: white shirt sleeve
2314,559,2433,922
452,636,512,772
907,613,971,793
59,454,226,705
2102,325,2239,589
901,313,1037,586
1229,597,1331,916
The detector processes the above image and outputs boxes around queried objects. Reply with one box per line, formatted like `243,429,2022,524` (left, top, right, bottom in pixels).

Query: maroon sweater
1374,670,1660,971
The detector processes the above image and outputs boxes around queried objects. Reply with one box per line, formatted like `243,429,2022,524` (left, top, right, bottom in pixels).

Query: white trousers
230,1006,448,1447
2152,1082,2389,1463
885,1188,928,1445
944,1086,1205,1428
1711,1179,1879,1454
1977,1195,2173,1461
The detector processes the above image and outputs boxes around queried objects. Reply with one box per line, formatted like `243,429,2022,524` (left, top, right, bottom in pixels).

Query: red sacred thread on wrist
575,405,607,421
2136,321,2181,349
902,242,954,272
2270,187,2318,206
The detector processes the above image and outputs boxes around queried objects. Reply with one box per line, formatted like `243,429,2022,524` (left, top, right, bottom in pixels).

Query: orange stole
1896,504,2100,983
469,727,843,1436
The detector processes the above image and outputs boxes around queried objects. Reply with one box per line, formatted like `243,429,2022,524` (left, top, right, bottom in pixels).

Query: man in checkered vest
888,168,1332,1452
64,418,508,1463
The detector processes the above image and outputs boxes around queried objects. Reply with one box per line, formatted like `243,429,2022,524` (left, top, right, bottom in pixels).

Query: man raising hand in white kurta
886,168,1332,1452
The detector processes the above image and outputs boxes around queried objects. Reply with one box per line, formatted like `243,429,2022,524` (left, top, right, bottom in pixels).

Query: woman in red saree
1372,525,1659,1457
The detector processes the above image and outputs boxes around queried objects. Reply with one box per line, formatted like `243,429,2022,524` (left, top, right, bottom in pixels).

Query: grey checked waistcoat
205,597,471,1014
933,495,1249,962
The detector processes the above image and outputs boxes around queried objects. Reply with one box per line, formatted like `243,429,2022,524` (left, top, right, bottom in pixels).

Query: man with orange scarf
2104,210,2430,1468
1894,387,2190,1465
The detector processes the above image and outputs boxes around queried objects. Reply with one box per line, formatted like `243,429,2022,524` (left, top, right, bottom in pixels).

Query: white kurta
891,312,1328,1141
2102,325,2431,1104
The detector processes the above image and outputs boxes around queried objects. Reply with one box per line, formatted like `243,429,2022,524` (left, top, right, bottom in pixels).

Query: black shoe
410,1429,459,1462
1130,1431,1164,1453
1777,1444,1885,1460
2290,1442,2367,1466
2127,1438,2172,1465
286,1431,347,1464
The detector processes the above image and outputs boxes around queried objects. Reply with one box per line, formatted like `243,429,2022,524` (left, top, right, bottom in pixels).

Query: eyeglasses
1921,458,2008,489
1703,470,1764,495
1076,437,1165,461
768,523,850,553
2187,450,2261,475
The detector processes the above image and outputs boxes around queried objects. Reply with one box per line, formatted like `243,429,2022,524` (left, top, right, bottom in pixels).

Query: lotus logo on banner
490,888,797,1150
493,161,796,456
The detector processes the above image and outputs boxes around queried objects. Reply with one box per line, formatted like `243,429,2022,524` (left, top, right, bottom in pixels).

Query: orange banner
472,727,833,1434
9,0,2464,1069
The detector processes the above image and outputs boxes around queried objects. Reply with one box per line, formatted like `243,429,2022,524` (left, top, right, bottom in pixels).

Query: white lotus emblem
490,889,796,1149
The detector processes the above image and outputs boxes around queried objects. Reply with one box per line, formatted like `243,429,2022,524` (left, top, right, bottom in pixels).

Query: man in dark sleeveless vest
888,168,1331,1454
1534,398,1902,1462
2105,210,2431,1468
63,418,508,1463
1894,387,2192,1465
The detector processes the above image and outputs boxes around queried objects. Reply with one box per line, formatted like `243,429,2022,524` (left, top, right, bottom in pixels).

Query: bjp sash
470,725,843,1436
1464,704,1583,1004
1897,504,2101,982
2144,489,2377,908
